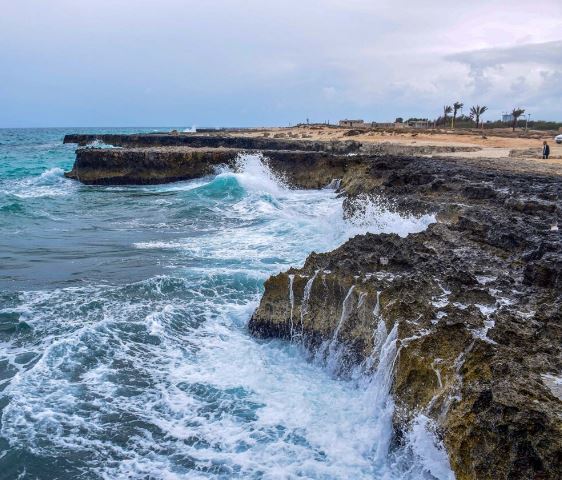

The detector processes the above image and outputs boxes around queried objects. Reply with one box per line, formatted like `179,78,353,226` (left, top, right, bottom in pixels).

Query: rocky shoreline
65,146,369,186
250,154,561,479
64,133,562,479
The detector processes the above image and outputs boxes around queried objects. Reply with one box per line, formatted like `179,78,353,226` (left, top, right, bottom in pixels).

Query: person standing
543,141,550,159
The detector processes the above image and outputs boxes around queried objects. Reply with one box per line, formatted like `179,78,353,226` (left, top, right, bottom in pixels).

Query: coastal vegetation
442,105,452,127
511,107,526,131
452,101,464,128
430,102,561,131
469,105,488,128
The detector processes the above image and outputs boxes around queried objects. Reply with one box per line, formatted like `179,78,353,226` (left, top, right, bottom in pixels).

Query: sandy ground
230,125,562,176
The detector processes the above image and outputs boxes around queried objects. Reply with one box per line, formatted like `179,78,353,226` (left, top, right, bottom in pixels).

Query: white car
556,134,562,144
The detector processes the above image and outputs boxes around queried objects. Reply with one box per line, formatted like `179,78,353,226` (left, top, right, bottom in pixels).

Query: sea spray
346,193,435,238
84,139,121,149
405,415,455,480
231,152,289,196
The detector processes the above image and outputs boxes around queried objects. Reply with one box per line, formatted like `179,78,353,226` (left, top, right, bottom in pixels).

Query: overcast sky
1,0,560,127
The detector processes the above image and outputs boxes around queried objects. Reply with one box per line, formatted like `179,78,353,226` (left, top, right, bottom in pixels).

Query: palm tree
452,101,463,128
443,105,452,127
511,108,525,131
469,105,488,129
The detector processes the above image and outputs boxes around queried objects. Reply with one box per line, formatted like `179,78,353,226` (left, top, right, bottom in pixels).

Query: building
339,119,365,128
502,114,514,123
407,120,430,129
338,119,430,129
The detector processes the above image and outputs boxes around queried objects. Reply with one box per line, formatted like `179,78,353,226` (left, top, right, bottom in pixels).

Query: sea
0,128,453,479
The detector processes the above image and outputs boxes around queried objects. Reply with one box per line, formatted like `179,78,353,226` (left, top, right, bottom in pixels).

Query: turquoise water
0,129,450,479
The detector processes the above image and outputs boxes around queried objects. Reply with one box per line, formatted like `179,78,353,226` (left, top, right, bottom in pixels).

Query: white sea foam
405,415,455,480
133,155,435,261
346,193,436,238
0,154,451,479
1,167,76,199
84,139,121,149
1,286,408,479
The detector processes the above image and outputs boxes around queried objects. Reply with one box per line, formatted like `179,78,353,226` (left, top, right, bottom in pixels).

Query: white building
339,119,365,128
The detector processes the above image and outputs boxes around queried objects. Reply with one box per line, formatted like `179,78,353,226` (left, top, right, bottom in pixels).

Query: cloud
443,41,562,117
446,41,562,69
0,0,561,126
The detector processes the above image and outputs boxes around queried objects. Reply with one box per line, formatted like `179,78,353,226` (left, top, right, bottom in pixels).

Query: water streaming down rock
324,178,342,190
331,285,356,346
306,282,449,476
317,288,452,479
323,285,356,372
311,289,450,479
288,274,295,339
372,292,389,361
373,290,382,317
368,323,399,464
363,291,388,373
357,291,368,309
299,269,320,338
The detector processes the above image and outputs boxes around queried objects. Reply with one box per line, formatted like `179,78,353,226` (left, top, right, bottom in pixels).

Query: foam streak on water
0,130,451,479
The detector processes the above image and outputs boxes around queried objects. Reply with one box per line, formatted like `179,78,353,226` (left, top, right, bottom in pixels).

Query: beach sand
230,125,562,176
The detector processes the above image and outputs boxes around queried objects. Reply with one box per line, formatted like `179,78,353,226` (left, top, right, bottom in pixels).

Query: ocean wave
132,158,435,272
0,167,76,200
1,275,452,479
0,149,449,479
84,139,121,149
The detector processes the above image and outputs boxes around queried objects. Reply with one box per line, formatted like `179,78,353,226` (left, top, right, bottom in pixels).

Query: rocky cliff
64,147,371,186
250,155,562,479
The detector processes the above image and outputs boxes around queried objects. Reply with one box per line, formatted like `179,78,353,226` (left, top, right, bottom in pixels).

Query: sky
0,0,561,127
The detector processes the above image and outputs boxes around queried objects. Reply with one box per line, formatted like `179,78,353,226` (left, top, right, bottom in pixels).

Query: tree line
440,103,526,131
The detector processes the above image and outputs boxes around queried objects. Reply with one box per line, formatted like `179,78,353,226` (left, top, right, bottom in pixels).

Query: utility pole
525,113,530,132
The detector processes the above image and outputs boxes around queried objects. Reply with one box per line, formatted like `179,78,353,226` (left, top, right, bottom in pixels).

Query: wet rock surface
250,155,562,479
64,133,562,478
